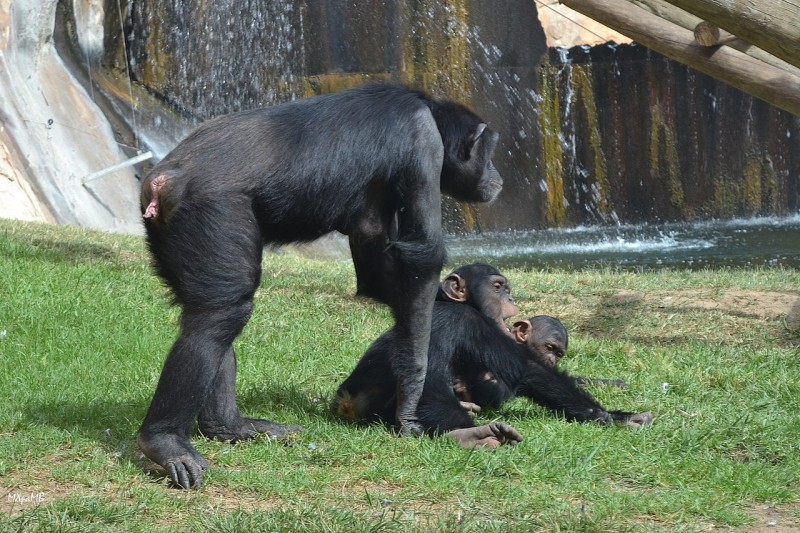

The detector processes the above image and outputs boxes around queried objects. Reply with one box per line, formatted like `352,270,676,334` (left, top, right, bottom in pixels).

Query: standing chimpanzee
332,264,651,447
138,83,503,488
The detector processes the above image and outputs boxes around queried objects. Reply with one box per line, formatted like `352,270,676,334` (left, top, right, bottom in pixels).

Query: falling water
100,1,800,238
127,0,305,119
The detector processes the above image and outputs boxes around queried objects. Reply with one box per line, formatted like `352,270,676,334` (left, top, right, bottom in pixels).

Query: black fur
333,264,643,435
138,83,502,488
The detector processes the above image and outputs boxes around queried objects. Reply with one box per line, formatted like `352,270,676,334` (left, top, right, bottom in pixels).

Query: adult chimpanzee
332,264,651,447
138,83,503,488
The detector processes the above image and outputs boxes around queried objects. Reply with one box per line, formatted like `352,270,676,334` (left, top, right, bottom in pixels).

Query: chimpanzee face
441,123,502,203
438,263,517,324
511,316,568,368
527,335,566,368
431,97,503,204
484,273,518,320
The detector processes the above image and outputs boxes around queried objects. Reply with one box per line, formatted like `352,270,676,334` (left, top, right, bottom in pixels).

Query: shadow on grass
20,399,146,468
21,378,324,463
238,381,337,424
1,232,143,266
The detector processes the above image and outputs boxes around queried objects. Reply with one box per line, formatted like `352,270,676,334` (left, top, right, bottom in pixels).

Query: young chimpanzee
138,83,503,488
333,263,523,448
332,264,651,448
455,315,631,411
452,315,567,411
509,316,625,388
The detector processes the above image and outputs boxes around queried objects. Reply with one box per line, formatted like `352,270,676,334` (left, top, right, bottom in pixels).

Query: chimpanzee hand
447,422,523,449
459,401,482,415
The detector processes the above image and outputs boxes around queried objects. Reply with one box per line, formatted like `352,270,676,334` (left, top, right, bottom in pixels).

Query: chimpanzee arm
514,365,617,423
513,364,651,426
453,316,617,423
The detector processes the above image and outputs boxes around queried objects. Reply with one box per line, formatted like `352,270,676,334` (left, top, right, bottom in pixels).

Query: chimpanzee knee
181,300,254,345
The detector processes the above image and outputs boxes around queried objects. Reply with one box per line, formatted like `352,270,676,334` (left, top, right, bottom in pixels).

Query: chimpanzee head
437,263,518,329
427,98,502,203
511,315,568,368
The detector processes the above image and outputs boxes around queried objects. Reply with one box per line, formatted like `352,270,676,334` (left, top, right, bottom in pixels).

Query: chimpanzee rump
138,84,503,488
332,264,651,445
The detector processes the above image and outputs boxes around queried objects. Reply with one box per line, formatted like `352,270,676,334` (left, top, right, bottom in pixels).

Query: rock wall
1,0,798,234
106,0,800,230
0,0,141,233
535,45,800,227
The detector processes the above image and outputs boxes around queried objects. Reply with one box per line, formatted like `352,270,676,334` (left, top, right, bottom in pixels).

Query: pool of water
445,214,800,271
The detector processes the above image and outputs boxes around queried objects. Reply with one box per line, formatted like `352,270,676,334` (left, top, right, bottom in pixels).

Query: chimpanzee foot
622,411,653,428
137,431,209,489
459,401,482,415
199,417,302,442
397,420,425,437
447,422,523,449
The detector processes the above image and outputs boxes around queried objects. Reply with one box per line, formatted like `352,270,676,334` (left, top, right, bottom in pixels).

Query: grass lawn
0,218,798,531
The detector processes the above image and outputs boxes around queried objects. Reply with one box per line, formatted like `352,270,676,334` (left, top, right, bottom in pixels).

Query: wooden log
693,21,738,47
624,0,800,77
630,0,698,29
560,0,800,117
661,0,800,68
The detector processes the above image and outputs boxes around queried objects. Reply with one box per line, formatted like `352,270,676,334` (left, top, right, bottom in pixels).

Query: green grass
1,218,799,531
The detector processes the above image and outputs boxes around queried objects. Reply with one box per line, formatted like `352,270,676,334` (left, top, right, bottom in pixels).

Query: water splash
446,214,800,271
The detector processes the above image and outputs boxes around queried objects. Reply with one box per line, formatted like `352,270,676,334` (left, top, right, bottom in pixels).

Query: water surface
446,215,800,272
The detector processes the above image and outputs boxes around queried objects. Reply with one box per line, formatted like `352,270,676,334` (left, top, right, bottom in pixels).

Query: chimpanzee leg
198,346,302,441
391,308,434,436
140,195,268,488
138,304,252,489
388,181,445,435
331,335,400,424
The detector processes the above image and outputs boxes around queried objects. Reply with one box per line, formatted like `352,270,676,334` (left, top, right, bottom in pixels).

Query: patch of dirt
612,289,799,324
118,249,145,263
1,487,50,516
745,503,800,532
0,453,80,517
0,460,287,520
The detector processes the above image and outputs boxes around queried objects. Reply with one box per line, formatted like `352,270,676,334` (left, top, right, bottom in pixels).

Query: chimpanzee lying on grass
333,264,652,448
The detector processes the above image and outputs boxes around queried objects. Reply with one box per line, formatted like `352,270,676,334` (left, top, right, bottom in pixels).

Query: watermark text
6,491,46,504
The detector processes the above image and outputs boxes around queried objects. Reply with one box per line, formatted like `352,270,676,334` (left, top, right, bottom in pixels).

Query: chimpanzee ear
466,123,487,158
440,273,468,302
511,320,531,343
